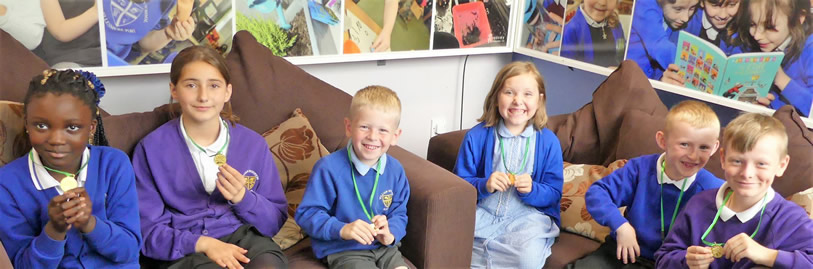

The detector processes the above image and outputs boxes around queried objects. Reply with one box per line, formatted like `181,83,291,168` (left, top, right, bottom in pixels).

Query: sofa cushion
560,160,627,243
789,187,813,218
103,104,175,156
0,30,50,103
770,105,813,198
262,108,329,249
226,31,351,152
0,101,26,166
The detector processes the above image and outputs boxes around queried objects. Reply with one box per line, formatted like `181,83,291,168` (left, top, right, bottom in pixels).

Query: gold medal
370,223,379,232
214,153,227,166
60,176,78,191
508,174,516,185
711,245,723,258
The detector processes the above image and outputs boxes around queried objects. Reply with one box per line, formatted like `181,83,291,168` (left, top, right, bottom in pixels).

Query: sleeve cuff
608,216,628,232
83,216,112,243
772,250,793,269
178,232,201,257
33,229,66,259
329,220,345,241
476,178,492,199
232,190,258,213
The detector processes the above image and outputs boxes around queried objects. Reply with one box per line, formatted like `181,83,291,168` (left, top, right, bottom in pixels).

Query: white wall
98,53,513,158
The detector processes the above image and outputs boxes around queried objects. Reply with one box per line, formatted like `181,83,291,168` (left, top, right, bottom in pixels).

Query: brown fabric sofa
0,30,477,268
427,60,813,268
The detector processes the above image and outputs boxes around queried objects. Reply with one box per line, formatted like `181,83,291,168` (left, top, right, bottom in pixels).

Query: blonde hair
350,85,402,127
723,113,788,157
665,100,721,135
478,62,548,130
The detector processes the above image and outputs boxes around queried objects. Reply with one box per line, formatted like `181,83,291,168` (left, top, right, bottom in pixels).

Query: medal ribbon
187,120,230,157
660,161,689,238
29,150,89,179
498,131,531,175
347,146,382,222
701,189,769,248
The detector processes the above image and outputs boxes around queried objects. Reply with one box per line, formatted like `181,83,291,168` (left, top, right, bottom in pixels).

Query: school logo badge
380,190,394,211
243,170,258,190
110,0,146,27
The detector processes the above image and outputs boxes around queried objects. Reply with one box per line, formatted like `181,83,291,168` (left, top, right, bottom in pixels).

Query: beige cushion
262,108,330,249
560,160,627,242
788,187,813,219
0,101,26,167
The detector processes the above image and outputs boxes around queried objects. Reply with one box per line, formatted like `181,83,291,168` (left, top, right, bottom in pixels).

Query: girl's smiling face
26,93,95,174
583,0,618,22
748,2,793,51
702,0,740,29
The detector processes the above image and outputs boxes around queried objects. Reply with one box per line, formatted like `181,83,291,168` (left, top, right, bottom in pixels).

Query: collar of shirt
497,120,534,139
580,5,607,28
656,153,697,188
347,141,387,176
776,37,792,52
28,147,90,194
180,115,229,156
662,20,669,31
701,12,720,40
715,182,775,223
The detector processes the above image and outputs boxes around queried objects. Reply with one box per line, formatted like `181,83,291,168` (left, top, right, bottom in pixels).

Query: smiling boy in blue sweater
295,86,410,269
571,100,725,268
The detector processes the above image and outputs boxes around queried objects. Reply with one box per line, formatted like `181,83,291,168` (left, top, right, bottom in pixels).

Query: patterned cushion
0,101,26,167
560,160,627,242
788,187,813,219
262,108,330,249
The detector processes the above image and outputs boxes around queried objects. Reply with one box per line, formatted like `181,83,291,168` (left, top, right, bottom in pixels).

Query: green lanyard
660,161,689,239
347,147,381,222
701,189,768,247
498,132,531,175
29,150,89,179
187,120,230,157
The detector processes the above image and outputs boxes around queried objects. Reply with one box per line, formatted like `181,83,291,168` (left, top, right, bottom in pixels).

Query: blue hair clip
79,70,106,105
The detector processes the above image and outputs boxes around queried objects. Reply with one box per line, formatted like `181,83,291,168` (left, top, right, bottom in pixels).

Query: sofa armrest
389,146,476,269
426,130,468,172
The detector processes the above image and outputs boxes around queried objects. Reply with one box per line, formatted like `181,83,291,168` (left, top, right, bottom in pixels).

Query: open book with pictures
673,31,784,103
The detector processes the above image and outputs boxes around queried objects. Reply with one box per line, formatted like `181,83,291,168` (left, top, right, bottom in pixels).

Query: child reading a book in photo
655,113,813,268
731,0,813,117
571,100,724,269
295,86,410,269
627,0,700,79
0,69,142,268
454,62,562,269
134,46,288,269
560,0,626,67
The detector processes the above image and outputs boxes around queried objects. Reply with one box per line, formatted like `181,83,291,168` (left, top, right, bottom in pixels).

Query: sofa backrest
0,30,49,103
226,31,352,152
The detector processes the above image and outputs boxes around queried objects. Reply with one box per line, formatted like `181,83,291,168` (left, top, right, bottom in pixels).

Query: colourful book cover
673,31,784,103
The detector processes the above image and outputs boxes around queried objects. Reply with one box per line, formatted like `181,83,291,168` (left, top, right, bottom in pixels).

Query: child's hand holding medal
340,219,379,245
372,215,395,245
46,186,94,239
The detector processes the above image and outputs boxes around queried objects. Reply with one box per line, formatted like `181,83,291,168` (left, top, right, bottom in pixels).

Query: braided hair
24,69,108,146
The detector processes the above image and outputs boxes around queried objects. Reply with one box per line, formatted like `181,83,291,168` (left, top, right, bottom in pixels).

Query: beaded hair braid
25,69,108,146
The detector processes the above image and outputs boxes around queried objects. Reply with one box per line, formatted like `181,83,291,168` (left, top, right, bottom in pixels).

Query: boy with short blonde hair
656,113,813,268
573,100,725,268
296,86,410,269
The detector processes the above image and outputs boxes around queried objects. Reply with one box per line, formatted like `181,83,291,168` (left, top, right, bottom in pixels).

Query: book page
674,31,729,95
717,53,785,102
344,1,381,53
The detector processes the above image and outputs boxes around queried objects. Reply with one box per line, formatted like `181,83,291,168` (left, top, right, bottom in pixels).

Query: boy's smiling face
657,120,720,180
721,134,789,201
702,0,740,30
345,106,401,166
663,0,700,29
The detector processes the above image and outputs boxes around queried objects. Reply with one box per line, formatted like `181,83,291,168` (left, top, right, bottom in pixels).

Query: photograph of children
344,0,431,53
433,0,510,49
626,0,700,79
1,0,103,68
520,0,566,55
559,0,633,67
237,0,340,57
104,0,234,66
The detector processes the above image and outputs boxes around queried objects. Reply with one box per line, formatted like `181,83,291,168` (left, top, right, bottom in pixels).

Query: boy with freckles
571,100,725,268
655,113,813,268
296,86,410,269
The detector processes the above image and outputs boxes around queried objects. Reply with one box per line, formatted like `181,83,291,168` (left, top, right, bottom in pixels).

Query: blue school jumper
561,6,626,67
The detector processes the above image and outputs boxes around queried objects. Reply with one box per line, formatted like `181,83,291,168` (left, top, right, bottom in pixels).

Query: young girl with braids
454,62,563,269
0,69,142,268
133,45,288,269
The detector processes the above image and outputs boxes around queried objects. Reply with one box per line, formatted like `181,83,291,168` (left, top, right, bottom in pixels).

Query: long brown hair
731,0,812,64
478,61,548,130
169,45,239,125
